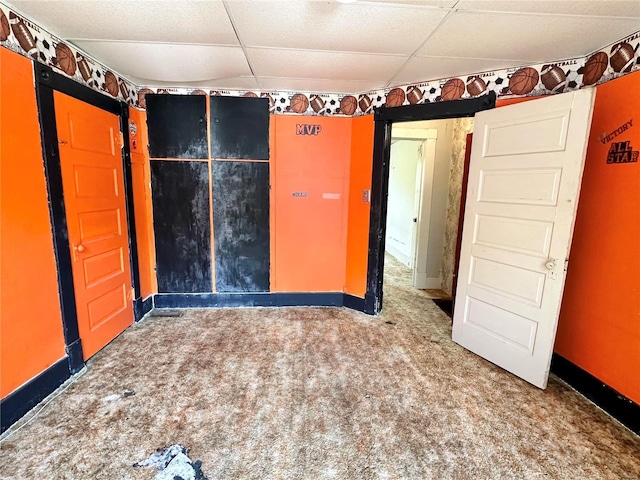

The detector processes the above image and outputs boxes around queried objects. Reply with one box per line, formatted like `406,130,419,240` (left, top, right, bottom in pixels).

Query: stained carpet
1,261,639,479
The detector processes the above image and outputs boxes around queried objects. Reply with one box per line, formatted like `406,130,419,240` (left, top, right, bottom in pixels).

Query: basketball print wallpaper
0,1,638,114
0,2,137,104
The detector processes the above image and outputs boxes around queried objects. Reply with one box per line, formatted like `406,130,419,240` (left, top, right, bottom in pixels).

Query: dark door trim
364,92,496,315
33,64,138,371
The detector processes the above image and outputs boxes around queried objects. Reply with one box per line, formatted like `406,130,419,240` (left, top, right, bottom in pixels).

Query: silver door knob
545,259,556,270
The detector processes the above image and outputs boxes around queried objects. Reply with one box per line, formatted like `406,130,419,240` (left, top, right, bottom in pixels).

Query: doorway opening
364,93,496,315
383,117,474,317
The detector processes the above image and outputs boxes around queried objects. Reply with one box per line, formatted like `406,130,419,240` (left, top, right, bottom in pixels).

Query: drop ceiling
8,0,640,93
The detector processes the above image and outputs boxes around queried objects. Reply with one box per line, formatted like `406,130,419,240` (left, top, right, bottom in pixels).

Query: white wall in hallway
386,140,420,267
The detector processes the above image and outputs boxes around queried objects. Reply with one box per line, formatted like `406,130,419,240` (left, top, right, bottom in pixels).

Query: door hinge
118,131,124,148
128,287,135,302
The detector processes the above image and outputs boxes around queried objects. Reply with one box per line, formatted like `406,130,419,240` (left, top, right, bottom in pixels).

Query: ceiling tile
247,48,408,83
456,0,640,18
363,0,457,6
256,77,385,94
10,0,239,45
417,11,640,61
391,56,529,85
227,1,449,55
71,41,251,84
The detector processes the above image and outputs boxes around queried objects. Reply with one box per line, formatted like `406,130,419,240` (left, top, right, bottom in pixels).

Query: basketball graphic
54,42,76,76
104,70,119,97
243,91,258,98
441,78,465,101
509,67,539,95
137,88,154,109
310,94,325,114
9,13,37,59
340,95,357,115
610,42,634,73
466,76,487,97
0,9,10,42
76,52,93,82
541,64,567,93
190,89,207,95
582,52,608,85
385,88,405,107
261,93,276,112
358,94,373,113
290,93,309,114
406,85,423,104
118,77,129,100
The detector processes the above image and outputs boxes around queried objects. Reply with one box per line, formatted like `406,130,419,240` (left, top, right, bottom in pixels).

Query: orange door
54,91,133,360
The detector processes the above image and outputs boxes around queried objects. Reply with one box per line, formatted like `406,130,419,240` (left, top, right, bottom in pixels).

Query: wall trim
134,296,154,321
551,354,639,435
154,292,346,309
0,358,70,433
34,63,138,368
35,65,84,373
366,93,496,315
343,294,366,312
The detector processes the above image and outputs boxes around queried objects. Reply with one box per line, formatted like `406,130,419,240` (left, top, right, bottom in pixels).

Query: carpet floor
1,259,639,479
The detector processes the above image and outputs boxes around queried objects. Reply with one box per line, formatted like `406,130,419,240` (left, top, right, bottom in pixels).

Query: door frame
33,64,140,373
363,92,496,315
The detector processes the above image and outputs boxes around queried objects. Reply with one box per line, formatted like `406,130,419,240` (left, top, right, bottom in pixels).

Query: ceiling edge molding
0,2,638,115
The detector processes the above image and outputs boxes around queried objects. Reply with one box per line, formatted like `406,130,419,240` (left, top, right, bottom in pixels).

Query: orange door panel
273,116,351,292
54,91,133,360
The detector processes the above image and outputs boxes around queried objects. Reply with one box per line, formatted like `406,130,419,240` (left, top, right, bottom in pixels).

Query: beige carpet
1,262,639,479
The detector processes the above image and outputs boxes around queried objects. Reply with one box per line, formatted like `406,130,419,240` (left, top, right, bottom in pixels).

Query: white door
412,136,437,289
452,89,596,388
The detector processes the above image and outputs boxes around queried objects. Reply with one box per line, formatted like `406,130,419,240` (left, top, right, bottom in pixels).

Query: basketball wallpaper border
1,2,638,115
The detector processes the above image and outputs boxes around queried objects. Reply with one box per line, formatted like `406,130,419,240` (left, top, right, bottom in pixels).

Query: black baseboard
343,293,366,312
154,292,346,309
364,293,377,315
134,296,154,321
1,358,70,433
278,292,343,307
551,354,640,435
65,339,84,374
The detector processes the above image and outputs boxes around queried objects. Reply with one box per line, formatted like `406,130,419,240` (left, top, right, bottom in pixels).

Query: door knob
75,244,85,253
545,259,556,270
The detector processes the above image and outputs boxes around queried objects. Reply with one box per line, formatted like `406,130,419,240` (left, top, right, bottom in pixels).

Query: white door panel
473,215,554,257
452,89,596,388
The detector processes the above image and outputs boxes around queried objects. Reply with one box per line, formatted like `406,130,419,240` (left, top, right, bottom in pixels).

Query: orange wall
555,71,640,403
0,49,66,398
272,116,352,292
495,96,545,108
344,115,375,297
128,107,157,298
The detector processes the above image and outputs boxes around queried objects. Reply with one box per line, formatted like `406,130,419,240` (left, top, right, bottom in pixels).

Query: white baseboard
385,244,411,268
